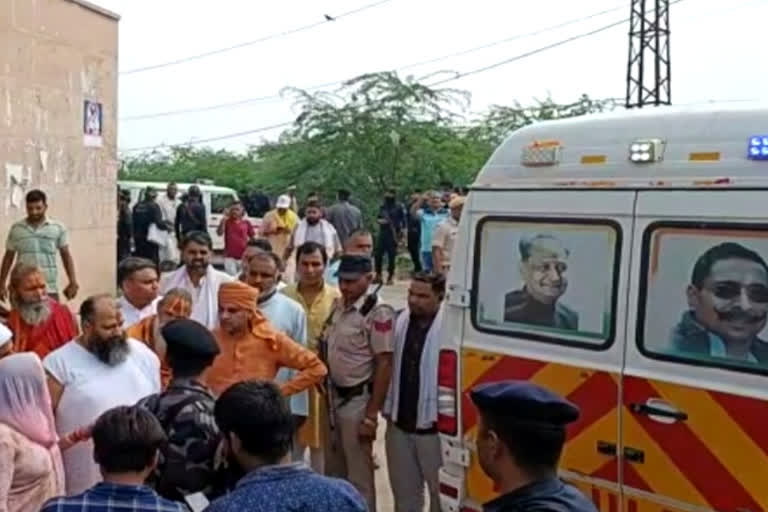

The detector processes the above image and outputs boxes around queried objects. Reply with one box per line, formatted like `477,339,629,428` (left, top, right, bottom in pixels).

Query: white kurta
43,339,160,495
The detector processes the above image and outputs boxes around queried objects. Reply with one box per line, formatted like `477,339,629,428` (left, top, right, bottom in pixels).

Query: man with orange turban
7,263,77,358
204,281,327,396
126,288,193,388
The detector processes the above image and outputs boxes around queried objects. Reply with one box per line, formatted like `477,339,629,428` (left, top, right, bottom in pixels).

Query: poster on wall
83,99,103,147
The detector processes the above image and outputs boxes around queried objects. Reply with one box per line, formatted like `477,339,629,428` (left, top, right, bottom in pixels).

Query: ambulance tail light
438,349,458,436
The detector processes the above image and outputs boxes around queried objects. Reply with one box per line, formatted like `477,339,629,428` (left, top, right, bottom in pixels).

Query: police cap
161,318,220,358
470,380,579,428
336,254,373,280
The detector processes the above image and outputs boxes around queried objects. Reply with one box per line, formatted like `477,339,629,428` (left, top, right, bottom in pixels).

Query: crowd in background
0,185,461,512
117,181,467,283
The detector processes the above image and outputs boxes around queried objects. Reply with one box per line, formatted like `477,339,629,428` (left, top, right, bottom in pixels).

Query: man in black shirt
375,190,405,285
175,185,207,240
132,187,166,264
383,272,445,512
117,189,132,266
405,193,423,274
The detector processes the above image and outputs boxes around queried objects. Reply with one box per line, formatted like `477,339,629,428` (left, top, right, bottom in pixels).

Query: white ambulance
437,104,768,512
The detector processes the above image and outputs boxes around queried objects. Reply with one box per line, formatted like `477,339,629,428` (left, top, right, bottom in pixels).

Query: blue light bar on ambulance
748,136,768,160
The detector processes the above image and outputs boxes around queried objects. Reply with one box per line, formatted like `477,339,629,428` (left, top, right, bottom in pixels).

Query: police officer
138,318,222,501
323,254,395,511
471,381,598,512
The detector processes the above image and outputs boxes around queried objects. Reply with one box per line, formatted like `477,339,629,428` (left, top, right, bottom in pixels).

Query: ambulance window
211,192,237,214
638,222,768,374
472,218,621,349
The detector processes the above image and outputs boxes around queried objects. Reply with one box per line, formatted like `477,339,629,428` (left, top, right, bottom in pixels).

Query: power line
120,17,635,152
429,0,686,87
120,0,393,75
397,1,629,72
120,80,341,121
121,0,700,153
120,121,293,153
120,2,630,121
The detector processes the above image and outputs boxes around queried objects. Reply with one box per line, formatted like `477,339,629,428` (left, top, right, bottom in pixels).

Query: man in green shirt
0,189,79,302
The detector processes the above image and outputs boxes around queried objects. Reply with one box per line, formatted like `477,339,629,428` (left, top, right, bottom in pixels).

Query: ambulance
437,104,768,512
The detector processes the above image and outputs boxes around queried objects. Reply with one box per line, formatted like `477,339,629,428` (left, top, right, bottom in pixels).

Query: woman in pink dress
0,352,88,512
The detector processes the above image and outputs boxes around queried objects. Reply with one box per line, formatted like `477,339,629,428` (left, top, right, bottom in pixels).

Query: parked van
437,104,768,512
117,181,262,252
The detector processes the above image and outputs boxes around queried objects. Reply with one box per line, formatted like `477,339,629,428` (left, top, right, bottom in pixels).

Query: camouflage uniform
138,378,221,501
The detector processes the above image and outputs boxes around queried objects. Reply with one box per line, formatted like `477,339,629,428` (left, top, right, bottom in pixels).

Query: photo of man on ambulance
669,242,768,365
474,220,617,344
503,234,578,330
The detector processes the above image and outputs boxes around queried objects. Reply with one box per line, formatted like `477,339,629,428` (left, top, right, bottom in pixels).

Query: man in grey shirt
326,189,362,246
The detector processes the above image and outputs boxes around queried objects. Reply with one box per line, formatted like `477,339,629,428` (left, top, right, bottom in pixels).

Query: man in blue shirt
410,191,448,273
41,406,185,512
206,380,366,512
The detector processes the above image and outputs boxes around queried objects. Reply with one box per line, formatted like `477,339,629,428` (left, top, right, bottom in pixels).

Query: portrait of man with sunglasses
503,234,578,330
671,242,768,365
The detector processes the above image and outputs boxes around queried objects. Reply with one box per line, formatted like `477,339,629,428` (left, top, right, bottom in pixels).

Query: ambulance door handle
596,441,617,456
630,400,688,423
623,447,645,464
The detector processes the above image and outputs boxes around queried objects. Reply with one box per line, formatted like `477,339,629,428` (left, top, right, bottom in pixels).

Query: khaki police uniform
324,295,395,512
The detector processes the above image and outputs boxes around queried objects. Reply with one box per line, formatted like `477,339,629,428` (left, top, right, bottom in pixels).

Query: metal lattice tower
625,0,671,108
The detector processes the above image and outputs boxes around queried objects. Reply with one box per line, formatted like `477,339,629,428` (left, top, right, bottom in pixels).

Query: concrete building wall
0,0,119,306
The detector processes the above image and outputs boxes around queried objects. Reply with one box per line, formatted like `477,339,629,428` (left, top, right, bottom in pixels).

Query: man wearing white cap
0,322,12,359
262,195,299,282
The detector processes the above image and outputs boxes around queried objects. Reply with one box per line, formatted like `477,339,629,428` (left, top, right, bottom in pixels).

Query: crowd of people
0,187,597,512
118,182,466,285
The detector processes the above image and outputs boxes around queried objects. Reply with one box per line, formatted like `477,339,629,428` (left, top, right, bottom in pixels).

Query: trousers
375,237,397,277
134,238,159,265
407,230,422,273
385,421,442,512
325,393,376,511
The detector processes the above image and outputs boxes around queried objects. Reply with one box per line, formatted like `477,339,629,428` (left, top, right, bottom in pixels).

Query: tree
119,73,618,225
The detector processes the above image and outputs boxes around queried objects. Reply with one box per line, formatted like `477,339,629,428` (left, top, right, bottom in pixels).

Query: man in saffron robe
7,263,77,358
126,288,193,388
204,281,327,396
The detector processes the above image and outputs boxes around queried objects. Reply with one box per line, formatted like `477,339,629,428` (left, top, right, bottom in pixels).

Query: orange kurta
126,315,172,388
9,302,77,359
204,316,327,396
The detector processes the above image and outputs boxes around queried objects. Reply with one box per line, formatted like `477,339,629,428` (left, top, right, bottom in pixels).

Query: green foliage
120,73,617,224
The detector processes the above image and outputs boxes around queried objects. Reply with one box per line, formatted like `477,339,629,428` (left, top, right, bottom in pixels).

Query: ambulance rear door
622,189,768,512
451,189,635,512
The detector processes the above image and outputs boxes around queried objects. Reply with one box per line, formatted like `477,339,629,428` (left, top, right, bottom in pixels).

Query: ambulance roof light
748,136,768,160
629,138,664,164
521,140,561,167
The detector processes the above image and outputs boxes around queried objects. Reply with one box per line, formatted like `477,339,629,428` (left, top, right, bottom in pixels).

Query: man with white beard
6,263,77,358
44,294,161,495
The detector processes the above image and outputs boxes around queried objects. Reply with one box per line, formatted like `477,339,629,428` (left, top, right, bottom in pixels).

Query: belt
333,381,373,402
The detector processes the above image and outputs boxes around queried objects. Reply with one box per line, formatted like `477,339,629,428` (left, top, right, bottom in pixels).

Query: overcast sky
97,0,767,155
